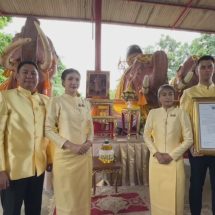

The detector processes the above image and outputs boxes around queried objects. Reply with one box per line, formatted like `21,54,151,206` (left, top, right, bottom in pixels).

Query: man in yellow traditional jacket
0,61,52,215
180,55,215,215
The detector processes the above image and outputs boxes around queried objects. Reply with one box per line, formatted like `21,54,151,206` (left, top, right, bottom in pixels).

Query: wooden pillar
94,0,102,72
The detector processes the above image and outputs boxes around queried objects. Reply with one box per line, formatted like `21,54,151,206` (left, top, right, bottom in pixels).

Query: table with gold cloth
92,140,149,186
43,140,149,193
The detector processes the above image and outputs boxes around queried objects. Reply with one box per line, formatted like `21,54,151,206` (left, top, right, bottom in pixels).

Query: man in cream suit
180,55,215,215
0,61,52,215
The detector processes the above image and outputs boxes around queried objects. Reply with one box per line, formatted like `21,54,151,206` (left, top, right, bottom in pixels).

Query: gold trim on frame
86,70,110,99
192,97,215,155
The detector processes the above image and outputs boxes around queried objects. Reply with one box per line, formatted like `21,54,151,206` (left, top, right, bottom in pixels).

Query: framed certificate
192,97,215,155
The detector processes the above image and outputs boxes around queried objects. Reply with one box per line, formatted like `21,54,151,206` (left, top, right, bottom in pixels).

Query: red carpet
91,192,149,214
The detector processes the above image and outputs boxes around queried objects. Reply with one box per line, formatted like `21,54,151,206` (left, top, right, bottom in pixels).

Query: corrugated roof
0,0,215,33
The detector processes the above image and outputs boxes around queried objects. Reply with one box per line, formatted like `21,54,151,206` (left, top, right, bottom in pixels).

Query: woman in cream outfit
45,68,94,215
144,84,193,215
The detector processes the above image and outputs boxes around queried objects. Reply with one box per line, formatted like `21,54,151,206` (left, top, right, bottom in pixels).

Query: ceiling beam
0,10,90,21
171,0,194,28
126,0,215,12
102,20,215,34
1,11,215,34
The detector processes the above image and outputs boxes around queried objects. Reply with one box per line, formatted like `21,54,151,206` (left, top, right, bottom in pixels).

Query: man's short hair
197,55,214,66
17,61,39,73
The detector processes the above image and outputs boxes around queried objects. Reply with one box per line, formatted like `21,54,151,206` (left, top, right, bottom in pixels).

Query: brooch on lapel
39,102,45,106
78,103,85,107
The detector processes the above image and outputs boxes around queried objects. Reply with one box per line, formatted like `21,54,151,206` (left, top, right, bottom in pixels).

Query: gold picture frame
86,71,110,99
192,97,215,155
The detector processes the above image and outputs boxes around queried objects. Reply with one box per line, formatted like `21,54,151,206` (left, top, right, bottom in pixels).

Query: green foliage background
53,60,66,96
143,34,215,80
0,17,13,82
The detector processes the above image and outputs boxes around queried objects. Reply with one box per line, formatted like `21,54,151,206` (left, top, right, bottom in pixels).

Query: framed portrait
86,71,110,99
192,97,215,155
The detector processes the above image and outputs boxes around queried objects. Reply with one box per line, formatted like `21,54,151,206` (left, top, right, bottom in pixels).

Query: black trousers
189,152,215,215
1,173,44,215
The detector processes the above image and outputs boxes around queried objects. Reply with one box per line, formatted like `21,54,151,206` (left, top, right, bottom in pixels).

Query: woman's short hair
157,84,175,97
61,68,80,81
